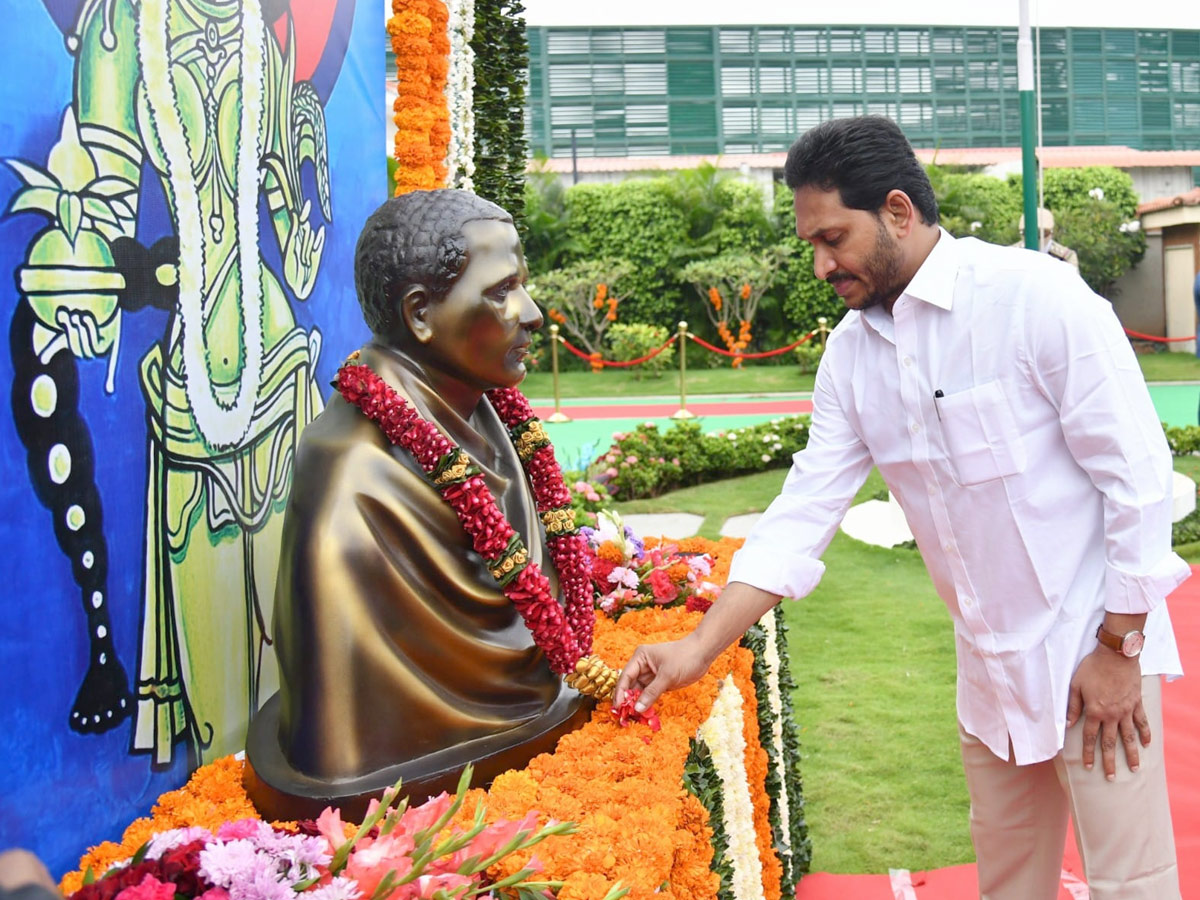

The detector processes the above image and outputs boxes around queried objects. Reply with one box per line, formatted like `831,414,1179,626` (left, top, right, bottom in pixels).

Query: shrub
605,322,675,379
793,341,824,375
588,417,810,500
563,180,690,323
530,258,632,365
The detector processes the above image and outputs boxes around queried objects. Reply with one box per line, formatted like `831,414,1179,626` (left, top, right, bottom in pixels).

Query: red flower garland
336,363,593,675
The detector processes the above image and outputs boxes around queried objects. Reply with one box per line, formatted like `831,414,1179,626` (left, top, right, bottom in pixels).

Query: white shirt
729,229,1188,764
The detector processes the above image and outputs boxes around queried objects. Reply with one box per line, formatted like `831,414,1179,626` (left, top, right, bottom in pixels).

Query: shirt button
943,542,953,552
910,422,921,434
962,596,973,608
927,484,936,495
902,356,913,367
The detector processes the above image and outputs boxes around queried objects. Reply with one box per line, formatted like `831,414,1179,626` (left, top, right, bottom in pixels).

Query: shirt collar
857,227,956,343
899,226,957,311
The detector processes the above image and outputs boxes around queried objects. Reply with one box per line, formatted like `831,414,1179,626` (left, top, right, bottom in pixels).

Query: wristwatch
1095,624,1145,658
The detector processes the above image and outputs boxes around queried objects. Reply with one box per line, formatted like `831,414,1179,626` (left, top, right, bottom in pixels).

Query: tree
679,247,791,366
530,259,633,369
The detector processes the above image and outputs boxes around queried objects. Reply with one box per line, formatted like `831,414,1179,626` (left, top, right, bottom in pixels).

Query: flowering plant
69,767,622,900
583,510,722,618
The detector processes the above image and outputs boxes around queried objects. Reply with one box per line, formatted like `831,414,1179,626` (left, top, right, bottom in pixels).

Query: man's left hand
1066,648,1148,781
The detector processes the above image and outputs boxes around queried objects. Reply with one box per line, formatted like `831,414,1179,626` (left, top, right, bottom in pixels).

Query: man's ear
883,189,917,237
398,284,435,344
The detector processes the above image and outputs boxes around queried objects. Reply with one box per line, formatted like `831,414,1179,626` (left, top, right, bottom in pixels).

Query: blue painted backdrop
0,0,378,875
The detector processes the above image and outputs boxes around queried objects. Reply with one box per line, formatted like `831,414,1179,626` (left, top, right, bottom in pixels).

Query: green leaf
82,866,95,886
129,838,152,867
5,158,58,190
57,191,82,245
83,196,119,227
8,186,59,217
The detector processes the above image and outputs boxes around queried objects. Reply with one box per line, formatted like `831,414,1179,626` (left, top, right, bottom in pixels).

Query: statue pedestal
244,689,592,821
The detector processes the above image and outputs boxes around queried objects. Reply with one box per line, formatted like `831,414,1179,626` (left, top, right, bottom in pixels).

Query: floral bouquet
582,511,722,618
67,767,627,900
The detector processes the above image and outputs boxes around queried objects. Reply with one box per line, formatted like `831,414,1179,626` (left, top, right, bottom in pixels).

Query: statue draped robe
245,344,589,819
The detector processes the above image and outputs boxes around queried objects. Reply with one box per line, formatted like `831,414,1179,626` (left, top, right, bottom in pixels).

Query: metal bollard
546,324,571,423
671,320,696,420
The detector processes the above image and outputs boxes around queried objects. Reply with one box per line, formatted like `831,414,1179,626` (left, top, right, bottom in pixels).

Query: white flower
773,442,783,451
1119,220,1142,233
698,678,764,900
728,433,737,441
1088,186,1105,201
969,220,982,232
762,453,772,462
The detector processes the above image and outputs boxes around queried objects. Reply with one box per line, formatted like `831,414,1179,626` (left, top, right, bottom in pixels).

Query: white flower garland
140,0,266,449
759,608,792,854
444,0,475,190
697,676,765,900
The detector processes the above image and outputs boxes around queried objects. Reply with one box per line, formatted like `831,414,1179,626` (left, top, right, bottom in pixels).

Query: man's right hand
614,580,784,713
614,635,713,713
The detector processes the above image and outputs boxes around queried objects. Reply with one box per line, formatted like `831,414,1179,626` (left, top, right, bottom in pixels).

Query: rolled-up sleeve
1023,268,1191,614
728,342,874,599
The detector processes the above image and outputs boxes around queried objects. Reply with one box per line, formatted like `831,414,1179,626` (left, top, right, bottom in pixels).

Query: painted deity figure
7,0,330,764
244,191,590,820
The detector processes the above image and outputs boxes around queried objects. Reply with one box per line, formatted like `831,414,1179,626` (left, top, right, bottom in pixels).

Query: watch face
1121,631,1145,657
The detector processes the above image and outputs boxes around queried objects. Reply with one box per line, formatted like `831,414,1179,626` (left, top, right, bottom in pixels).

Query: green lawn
615,454,1199,874
1135,350,1200,382
521,364,815,400
522,349,1200,403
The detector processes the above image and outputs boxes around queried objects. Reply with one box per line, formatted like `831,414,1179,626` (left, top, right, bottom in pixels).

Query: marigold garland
389,0,451,193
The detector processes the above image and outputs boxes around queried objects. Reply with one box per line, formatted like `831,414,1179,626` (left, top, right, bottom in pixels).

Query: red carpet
530,398,813,420
796,568,1200,899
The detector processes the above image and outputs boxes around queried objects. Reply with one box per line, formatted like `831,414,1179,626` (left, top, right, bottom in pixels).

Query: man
615,117,1186,900
245,190,589,819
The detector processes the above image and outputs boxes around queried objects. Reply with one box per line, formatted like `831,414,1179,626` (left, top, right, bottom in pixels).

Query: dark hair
783,116,939,226
354,189,512,335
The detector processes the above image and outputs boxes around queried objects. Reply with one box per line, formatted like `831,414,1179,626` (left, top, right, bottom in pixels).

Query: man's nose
516,286,543,331
812,246,836,280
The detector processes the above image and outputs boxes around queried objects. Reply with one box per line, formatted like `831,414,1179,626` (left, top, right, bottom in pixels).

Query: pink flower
608,566,639,589
114,875,176,900
197,889,230,900
573,481,589,492
343,832,415,898
604,467,618,478
216,819,260,841
315,807,349,851
646,570,679,603
625,455,638,464
400,792,453,838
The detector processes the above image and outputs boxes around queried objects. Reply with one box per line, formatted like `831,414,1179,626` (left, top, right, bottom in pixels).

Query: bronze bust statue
244,190,590,820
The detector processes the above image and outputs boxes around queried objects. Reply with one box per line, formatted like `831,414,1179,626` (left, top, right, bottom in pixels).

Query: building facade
525,24,1200,158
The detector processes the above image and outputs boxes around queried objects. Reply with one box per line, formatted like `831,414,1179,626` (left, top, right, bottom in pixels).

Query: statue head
354,190,542,401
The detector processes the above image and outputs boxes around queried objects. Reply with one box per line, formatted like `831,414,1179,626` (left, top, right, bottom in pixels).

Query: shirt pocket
937,381,1027,485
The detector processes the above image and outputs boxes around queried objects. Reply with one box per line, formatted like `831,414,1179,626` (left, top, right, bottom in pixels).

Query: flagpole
1018,0,1040,250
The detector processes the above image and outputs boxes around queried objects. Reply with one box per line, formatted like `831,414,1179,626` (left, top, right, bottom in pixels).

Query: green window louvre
667,61,715,97
669,102,717,138
666,28,713,54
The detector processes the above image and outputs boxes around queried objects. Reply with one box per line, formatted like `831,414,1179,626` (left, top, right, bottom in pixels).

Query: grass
522,348,1200,402
614,453,1200,874
1135,350,1200,382
521,364,815,400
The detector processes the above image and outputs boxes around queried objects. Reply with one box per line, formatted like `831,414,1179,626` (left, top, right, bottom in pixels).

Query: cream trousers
959,675,1179,900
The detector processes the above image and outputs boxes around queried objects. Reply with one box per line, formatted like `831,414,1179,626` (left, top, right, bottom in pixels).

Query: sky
519,0,1192,30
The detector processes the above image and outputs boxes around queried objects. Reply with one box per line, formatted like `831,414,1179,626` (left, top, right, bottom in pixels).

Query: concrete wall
1113,230,1166,337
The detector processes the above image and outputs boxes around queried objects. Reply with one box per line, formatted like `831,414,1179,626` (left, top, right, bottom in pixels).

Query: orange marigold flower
708,286,722,311
597,541,624,563
740,282,752,300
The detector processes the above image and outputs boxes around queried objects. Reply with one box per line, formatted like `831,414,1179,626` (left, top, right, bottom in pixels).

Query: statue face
420,219,541,392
